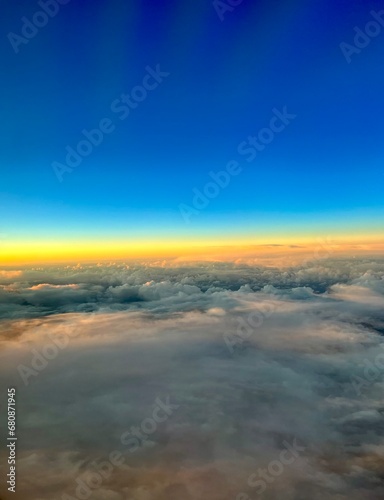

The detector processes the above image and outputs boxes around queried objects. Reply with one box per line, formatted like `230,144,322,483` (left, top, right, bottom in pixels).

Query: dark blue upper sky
1,0,384,238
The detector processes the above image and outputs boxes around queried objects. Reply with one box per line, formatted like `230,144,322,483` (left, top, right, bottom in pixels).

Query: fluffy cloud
1,258,384,320
0,259,384,499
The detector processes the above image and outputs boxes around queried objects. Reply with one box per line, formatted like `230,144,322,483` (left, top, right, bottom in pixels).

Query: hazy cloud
0,259,384,499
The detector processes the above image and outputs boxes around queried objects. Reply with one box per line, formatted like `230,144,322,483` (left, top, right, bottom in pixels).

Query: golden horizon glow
1,233,384,266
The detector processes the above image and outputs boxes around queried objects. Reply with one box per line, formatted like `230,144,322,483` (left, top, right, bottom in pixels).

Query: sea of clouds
0,258,384,499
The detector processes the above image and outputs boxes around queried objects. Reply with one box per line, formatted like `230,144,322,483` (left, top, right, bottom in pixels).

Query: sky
1,0,384,263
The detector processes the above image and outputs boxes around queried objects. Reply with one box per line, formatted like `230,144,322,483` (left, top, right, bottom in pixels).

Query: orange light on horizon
0,234,384,266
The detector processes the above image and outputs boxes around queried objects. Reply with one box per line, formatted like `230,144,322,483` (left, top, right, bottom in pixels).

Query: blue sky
1,0,384,240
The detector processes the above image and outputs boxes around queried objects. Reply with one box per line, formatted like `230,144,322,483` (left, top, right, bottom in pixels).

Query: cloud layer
0,259,384,499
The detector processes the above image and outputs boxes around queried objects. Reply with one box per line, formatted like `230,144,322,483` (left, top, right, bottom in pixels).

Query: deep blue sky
1,0,384,239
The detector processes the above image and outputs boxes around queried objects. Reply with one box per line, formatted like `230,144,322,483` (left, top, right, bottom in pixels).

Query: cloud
0,259,384,499
1,258,384,321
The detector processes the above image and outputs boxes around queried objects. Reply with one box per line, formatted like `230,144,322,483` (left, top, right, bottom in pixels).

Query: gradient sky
1,0,384,261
